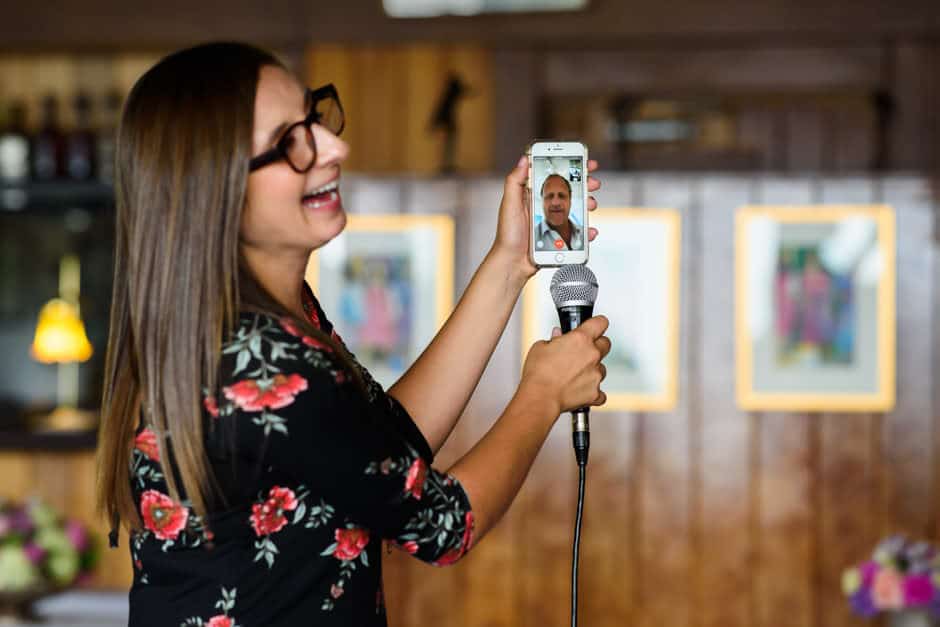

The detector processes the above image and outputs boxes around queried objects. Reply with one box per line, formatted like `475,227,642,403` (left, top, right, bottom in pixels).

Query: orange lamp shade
30,298,94,364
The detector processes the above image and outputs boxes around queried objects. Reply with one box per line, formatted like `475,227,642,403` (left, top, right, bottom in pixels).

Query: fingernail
517,155,526,168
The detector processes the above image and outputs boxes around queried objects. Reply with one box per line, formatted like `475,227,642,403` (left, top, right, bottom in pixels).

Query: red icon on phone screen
553,239,565,250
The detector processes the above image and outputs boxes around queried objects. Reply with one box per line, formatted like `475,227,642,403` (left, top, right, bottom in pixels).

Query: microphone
549,265,598,467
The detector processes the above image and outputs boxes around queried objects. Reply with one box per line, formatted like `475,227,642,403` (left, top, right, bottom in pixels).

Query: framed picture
522,208,681,412
306,214,454,389
735,205,896,412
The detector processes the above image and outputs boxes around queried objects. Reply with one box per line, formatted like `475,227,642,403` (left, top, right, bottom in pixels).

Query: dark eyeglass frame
248,83,345,173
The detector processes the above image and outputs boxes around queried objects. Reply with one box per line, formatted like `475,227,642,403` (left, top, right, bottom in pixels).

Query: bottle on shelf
65,92,97,181
0,101,30,184
95,90,122,184
31,95,67,181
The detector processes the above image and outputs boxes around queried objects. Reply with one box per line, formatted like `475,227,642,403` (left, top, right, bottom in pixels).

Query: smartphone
528,141,589,267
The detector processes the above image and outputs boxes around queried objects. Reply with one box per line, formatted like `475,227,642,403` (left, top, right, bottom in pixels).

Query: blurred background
0,0,938,625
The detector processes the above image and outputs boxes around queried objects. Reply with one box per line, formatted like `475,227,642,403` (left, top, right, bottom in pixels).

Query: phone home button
554,253,564,263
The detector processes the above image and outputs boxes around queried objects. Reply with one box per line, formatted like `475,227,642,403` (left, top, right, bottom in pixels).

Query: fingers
587,159,599,173
588,196,597,211
592,390,607,407
550,326,562,339
577,315,609,339
587,176,601,192
588,227,598,242
504,154,528,192
595,335,611,358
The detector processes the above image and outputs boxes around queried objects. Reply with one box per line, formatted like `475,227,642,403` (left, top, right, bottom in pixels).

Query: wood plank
752,177,815,627
699,176,754,627
305,45,363,172
447,46,493,174
635,176,692,627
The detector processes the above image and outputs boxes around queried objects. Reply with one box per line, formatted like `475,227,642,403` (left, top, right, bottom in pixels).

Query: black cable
571,450,587,627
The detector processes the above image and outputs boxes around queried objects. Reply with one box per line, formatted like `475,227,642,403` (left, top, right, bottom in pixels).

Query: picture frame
522,208,681,412
306,214,455,389
735,205,896,412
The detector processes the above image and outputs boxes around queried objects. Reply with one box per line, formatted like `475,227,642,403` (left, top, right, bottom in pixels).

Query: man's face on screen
541,175,571,229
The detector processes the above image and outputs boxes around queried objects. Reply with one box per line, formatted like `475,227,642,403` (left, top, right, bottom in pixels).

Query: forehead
253,66,305,134
544,177,569,193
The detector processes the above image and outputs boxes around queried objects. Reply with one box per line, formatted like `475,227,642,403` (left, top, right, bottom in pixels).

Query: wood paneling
305,44,494,175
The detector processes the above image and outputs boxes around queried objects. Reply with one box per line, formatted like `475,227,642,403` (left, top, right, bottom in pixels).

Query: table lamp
29,254,95,431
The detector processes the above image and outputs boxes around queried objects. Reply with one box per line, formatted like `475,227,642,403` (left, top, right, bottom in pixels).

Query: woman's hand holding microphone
521,315,611,419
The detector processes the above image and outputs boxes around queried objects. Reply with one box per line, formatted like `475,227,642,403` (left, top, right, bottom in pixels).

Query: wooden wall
339,173,936,627
0,173,935,622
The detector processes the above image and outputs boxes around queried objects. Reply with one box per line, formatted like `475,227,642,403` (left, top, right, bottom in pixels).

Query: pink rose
404,458,428,499
206,616,232,627
223,374,308,412
134,428,160,462
140,490,188,541
203,395,219,418
333,527,370,561
872,568,904,609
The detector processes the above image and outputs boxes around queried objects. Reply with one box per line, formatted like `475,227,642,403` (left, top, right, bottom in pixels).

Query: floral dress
126,289,474,626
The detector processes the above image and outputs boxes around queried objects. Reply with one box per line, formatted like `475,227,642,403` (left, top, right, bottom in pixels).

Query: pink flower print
223,374,308,412
249,486,298,537
403,458,428,499
332,527,370,561
203,395,219,418
139,490,188,541
134,428,160,462
280,317,332,351
330,584,344,599
206,616,233,627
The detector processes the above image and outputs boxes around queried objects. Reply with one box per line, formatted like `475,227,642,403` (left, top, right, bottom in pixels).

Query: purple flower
903,574,935,606
65,520,89,551
9,509,33,533
0,514,10,536
850,586,879,618
860,561,879,587
24,542,46,564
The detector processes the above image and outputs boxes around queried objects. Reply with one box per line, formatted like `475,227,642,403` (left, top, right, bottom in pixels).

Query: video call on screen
533,156,585,252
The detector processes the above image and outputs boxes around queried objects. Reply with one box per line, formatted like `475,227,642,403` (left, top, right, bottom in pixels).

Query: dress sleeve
215,313,474,566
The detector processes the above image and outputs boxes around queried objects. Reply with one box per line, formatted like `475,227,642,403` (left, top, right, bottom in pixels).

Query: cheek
241,171,304,241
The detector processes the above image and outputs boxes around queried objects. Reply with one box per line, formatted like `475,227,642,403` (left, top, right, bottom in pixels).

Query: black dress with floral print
126,288,474,627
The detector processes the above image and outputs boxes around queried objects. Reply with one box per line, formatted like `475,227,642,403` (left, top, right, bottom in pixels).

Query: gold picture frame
306,214,455,389
735,205,896,412
522,208,681,412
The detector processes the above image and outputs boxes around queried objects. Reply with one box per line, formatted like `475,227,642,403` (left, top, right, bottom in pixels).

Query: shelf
0,181,114,213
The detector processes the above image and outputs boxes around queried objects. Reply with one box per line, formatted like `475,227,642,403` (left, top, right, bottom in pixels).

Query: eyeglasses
249,83,345,173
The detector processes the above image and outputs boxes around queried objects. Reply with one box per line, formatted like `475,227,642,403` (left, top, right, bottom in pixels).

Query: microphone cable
571,441,587,627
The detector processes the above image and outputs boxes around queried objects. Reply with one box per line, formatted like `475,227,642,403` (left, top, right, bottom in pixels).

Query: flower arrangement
0,498,98,595
843,536,940,618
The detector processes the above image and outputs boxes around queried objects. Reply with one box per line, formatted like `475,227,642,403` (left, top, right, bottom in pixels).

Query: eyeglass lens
284,94,343,171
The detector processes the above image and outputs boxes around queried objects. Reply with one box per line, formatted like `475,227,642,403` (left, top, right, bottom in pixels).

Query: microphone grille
550,264,598,308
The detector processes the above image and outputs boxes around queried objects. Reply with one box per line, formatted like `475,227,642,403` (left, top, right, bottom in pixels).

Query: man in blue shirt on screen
535,173,583,251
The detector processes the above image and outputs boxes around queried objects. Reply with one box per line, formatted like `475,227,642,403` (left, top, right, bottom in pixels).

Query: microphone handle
558,304,594,467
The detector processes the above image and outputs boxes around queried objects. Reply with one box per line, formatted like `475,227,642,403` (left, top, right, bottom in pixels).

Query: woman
96,42,609,626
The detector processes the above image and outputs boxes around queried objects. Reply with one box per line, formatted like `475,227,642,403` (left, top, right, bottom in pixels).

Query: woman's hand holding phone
489,151,601,286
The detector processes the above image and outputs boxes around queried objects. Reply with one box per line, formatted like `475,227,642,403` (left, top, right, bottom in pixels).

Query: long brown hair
96,42,348,535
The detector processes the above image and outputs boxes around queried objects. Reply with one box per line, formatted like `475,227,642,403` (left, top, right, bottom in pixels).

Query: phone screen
532,155,586,253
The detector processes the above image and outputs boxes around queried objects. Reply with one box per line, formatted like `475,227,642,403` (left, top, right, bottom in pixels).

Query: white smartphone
528,140,589,267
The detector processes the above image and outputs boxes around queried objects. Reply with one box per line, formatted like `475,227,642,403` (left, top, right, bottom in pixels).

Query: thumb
504,154,529,197
550,327,562,339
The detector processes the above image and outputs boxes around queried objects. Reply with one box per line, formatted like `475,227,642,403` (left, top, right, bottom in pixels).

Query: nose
312,125,350,168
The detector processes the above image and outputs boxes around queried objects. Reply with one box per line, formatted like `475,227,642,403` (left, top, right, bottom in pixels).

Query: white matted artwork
735,205,896,412
306,214,454,389
522,208,681,411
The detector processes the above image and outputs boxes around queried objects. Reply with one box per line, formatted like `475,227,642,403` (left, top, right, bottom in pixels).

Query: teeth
304,191,339,209
308,181,338,196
